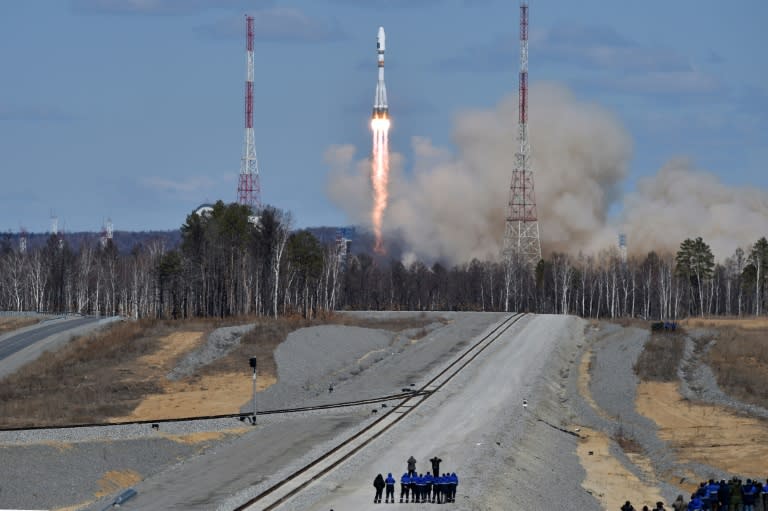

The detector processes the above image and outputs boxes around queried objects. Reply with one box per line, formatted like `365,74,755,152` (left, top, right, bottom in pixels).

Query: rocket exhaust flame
371,115,390,254
370,26,390,254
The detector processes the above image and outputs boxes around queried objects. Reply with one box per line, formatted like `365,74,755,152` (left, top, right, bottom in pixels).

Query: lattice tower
502,0,541,270
237,15,261,209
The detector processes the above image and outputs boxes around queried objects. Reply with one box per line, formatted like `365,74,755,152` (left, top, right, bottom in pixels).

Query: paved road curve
0,317,101,362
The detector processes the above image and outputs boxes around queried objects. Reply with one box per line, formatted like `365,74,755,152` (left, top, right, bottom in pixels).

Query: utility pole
249,356,258,425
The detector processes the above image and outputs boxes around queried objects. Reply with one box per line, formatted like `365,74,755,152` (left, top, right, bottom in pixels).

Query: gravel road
0,315,119,380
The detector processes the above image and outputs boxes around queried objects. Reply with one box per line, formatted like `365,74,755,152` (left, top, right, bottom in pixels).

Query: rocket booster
373,26,388,117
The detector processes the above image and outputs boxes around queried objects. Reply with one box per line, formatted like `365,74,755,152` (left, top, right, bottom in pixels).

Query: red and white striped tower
502,0,541,269
238,15,261,210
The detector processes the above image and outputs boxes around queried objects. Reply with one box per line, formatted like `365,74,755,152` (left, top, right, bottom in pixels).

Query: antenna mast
238,15,261,209
502,0,541,269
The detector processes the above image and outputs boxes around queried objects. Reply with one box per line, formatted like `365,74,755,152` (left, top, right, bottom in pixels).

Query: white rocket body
373,26,388,117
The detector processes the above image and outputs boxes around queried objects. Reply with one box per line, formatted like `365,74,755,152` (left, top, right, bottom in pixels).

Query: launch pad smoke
327,83,768,264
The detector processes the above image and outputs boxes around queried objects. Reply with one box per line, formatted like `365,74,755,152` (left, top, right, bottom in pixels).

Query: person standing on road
430,455,442,477
424,472,433,503
621,501,636,511
407,455,417,477
415,473,426,503
373,473,385,504
399,472,411,503
384,473,396,503
448,472,458,503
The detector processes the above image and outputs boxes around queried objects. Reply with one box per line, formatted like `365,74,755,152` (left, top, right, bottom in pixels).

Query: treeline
0,202,766,320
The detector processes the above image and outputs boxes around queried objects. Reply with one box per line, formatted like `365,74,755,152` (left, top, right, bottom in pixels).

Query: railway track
0,392,431,433
234,312,527,511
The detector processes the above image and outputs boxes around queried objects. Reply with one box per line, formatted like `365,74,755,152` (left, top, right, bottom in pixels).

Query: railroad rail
0,391,431,433
234,312,528,511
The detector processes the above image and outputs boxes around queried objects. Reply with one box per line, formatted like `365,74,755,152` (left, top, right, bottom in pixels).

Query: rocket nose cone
377,26,385,51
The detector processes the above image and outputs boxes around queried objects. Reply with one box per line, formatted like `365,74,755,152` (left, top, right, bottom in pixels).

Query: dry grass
680,317,768,329
0,312,440,428
0,317,40,335
706,324,768,409
614,423,643,454
0,320,165,427
634,331,686,382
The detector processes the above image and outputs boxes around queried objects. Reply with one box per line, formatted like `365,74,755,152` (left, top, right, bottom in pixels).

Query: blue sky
1,0,766,233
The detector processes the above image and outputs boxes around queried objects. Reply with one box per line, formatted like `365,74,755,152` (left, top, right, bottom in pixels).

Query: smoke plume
326,83,768,263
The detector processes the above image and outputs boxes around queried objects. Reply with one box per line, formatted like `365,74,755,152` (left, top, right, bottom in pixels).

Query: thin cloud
196,8,345,43
535,24,691,73
140,176,216,194
0,105,76,121
71,0,270,16
441,24,721,96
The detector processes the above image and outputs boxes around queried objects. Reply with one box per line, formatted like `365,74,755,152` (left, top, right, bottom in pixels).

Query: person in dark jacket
730,479,743,510
399,472,411,503
430,456,442,477
717,480,730,510
653,502,666,511
621,501,636,511
384,473,396,503
672,494,687,511
407,455,417,477
373,474,385,504
762,479,768,511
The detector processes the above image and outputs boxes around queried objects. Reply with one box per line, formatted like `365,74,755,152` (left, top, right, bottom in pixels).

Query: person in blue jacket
424,472,434,503
399,472,411,503
384,473,396,503
742,479,758,511
687,493,703,511
705,479,719,510
448,472,459,503
415,473,426,503
436,473,447,504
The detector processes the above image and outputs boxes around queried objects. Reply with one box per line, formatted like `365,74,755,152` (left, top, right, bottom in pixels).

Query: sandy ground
110,331,276,421
576,343,664,510
577,427,663,510
636,381,768,476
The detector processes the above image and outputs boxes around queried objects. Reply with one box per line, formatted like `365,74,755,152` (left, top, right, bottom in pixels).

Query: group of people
622,476,768,511
373,455,459,504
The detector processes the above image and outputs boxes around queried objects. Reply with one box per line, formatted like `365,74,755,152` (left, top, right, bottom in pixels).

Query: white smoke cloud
326,82,768,263
622,158,768,259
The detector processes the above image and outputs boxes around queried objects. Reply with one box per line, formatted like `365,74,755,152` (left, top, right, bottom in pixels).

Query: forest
1,201,766,320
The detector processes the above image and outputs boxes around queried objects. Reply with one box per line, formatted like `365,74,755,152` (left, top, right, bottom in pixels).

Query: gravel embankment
167,324,255,381
563,322,752,505
679,328,768,420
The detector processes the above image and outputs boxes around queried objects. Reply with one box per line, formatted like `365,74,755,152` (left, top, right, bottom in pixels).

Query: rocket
372,26,388,118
